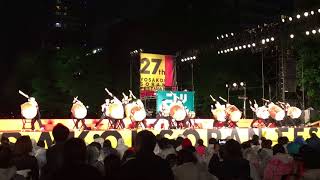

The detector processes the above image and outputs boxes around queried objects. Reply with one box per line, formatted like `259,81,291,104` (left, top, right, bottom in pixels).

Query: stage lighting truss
281,8,320,23
214,7,319,56
217,42,256,55
288,27,320,39
130,49,143,55
181,56,197,62
216,32,234,40
261,36,275,45
305,28,320,36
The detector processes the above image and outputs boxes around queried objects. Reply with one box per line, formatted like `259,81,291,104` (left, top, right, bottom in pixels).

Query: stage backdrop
156,90,195,112
140,53,175,98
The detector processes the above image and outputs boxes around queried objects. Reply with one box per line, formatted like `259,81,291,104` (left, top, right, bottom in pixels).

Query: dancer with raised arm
105,88,125,129
210,95,226,128
71,97,89,130
94,99,111,128
19,90,44,130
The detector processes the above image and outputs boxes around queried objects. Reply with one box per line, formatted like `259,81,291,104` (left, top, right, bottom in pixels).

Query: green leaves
14,47,112,117
296,38,320,109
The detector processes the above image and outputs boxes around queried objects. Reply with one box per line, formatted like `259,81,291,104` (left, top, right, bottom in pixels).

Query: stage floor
0,119,319,148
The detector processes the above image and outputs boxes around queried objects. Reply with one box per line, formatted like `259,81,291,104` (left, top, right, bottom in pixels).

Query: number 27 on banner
140,58,164,75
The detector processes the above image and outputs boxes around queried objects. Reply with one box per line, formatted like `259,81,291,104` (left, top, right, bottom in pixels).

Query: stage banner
156,90,194,112
140,53,174,98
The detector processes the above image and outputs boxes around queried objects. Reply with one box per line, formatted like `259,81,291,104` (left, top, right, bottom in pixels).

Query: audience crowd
0,123,320,180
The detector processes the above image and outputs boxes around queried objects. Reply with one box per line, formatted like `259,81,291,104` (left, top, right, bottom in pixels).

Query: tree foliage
295,38,320,109
14,48,112,117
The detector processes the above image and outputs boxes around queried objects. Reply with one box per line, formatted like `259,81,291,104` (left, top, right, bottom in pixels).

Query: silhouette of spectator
87,145,104,175
51,138,102,180
302,145,320,179
41,123,69,179
102,140,118,158
209,139,250,180
104,154,121,180
12,135,39,180
119,130,174,180
0,145,16,180
173,149,217,180
121,149,135,165
116,138,128,160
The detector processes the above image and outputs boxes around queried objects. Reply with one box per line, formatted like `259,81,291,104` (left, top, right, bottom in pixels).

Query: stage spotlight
282,19,285,23
304,12,309,17
248,44,251,48
226,34,229,37
186,57,190,60
235,47,238,51
218,51,220,54
233,83,237,87
221,35,224,38
221,51,224,54
311,11,315,15
306,31,310,36
230,48,234,51
252,43,256,47
217,37,219,40
231,33,234,36
289,17,293,21
312,30,316,34
262,39,266,44
224,50,227,53
227,49,230,52
297,14,301,19
243,45,246,49
226,84,229,88
318,9,320,13
271,37,275,41
240,82,245,87
290,34,294,38
318,29,320,33
193,56,196,59
239,46,242,50
266,38,270,42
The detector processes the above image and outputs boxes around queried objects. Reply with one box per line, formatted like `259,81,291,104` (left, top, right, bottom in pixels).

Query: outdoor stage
0,119,319,148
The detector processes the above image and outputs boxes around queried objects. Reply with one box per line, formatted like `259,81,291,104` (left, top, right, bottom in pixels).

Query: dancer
105,88,125,129
152,99,174,129
128,90,147,128
278,102,302,127
71,97,89,130
170,92,190,128
19,90,44,130
210,95,227,128
95,99,111,128
219,96,241,128
249,100,268,128
263,99,285,127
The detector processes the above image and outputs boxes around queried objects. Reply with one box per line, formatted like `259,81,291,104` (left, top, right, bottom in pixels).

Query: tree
14,47,112,118
296,38,320,109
